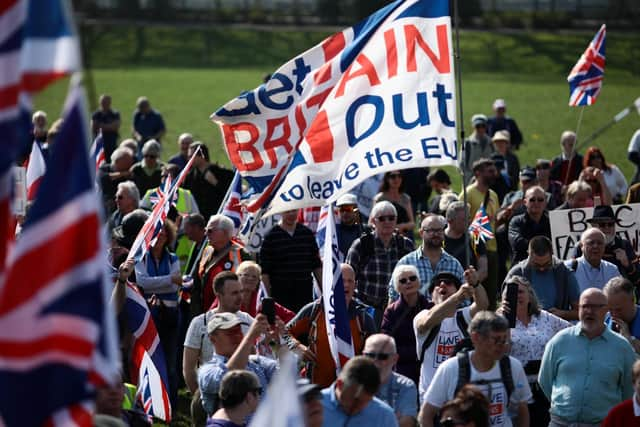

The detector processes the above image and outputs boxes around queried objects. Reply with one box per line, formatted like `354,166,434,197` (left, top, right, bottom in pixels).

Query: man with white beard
571,205,640,285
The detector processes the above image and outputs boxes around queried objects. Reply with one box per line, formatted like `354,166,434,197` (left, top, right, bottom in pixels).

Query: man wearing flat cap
572,205,640,285
413,271,488,401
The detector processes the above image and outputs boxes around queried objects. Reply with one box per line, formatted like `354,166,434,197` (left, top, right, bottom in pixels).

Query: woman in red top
602,359,640,427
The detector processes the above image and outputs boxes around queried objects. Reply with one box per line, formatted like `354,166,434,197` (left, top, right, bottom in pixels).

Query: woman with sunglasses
374,170,415,239
381,265,432,386
437,384,490,427
497,276,570,427
584,147,628,204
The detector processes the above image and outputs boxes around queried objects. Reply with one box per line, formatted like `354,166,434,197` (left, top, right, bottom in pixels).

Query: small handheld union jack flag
568,24,606,107
469,205,494,244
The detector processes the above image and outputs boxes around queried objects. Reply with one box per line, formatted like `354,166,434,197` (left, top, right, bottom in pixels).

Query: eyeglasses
363,352,393,361
528,197,545,203
115,194,124,200
488,337,511,346
440,418,467,427
206,228,222,234
251,387,263,396
376,215,396,222
422,228,444,234
579,303,607,310
339,206,356,213
143,155,157,159
536,164,551,170
436,279,456,287
398,275,418,285
388,173,402,179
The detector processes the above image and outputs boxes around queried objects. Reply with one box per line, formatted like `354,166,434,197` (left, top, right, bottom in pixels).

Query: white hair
117,181,140,205
391,264,420,292
207,214,235,235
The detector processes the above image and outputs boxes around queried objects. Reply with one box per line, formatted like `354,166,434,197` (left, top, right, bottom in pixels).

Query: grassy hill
36,26,640,189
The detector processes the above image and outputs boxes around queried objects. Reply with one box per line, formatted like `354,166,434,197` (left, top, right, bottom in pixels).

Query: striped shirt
388,248,464,302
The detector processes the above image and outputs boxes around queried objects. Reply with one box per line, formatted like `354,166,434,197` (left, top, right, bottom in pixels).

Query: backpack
419,310,469,364
454,351,515,404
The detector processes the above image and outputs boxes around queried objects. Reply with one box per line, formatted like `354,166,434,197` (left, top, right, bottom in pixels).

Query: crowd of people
23,94,640,427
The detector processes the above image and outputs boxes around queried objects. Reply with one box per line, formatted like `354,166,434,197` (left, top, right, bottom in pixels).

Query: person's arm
226,314,270,370
111,258,134,313
594,168,613,205
508,215,529,260
475,254,488,283
418,403,439,427
106,116,121,132
134,256,182,292
414,285,472,335
182,347,200,393
516,401,530,427
283,305,317,363
469,283,489,318
537,340,555,399
91,117,100,135
398,416,414,427
548,304,578,321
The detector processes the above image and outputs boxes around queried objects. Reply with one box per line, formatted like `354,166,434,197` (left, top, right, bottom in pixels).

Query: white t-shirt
413,306,472,399
424,351,531,427
183,309,254,364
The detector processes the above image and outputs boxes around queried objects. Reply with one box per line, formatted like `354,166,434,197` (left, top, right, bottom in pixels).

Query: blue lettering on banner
392,92,430,129
215,91,261,117
346,95,385,147
421,136,457,160
258,73,294,110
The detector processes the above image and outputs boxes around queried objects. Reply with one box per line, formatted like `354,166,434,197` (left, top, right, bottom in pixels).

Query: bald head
364,334,397,355
579,287,607,306
581,227,605,245
579,288,608,339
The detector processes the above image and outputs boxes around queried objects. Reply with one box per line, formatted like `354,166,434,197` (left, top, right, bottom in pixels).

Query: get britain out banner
550,203,640,259
211,0,457,216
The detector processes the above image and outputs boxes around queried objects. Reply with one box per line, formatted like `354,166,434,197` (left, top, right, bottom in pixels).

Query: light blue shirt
565,256,620,293
538,323,636,423
375,372,418,418
321,384,399,427
388,248,464,302
198,354,278,415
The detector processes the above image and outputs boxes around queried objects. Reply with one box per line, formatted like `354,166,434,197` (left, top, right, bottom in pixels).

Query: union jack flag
0,0,80,277
124,282,172,421
220,170,244,234
469,204,494,244
89,131,106,173
128,147,200,261
568,24,606,107
25,140,46,201
321,206,354,371
0,78,119,426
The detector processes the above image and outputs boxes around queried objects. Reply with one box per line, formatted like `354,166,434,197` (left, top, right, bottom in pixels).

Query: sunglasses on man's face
363,352,393,361
376,215,396,222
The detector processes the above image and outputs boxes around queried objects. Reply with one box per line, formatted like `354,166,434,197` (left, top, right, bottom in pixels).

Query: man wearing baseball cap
487,98,523,150
335,193,363,260
413,271,488,401
461,114,494,185
198,312,283,416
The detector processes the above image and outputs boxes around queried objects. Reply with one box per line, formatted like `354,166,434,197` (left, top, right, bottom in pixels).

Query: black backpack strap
570,258,578,272
419,323,441,364
455,310,469,339
499,356,514,403
455,352,471,395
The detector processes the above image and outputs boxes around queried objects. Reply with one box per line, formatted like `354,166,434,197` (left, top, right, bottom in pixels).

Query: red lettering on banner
436,344,455,357
306,111,333,162
335,53,381,97
384,29,398,79
489,403,503,416
404,24,451,74
222,123,264,172
314,32,346,85
263,117,293,168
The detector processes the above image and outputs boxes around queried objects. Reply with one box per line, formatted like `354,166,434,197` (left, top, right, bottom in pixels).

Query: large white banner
549,204,640,259
212,0,457,216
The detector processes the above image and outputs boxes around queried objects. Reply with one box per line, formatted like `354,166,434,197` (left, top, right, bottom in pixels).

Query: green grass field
35,27,640,191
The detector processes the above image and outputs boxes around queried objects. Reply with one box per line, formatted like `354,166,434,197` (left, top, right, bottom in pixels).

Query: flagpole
452,0,471,269
564,106,585,188
577,96,640,150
